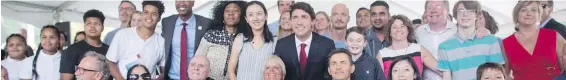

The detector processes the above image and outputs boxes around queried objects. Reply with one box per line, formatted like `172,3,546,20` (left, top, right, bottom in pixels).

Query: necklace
392,43,410,56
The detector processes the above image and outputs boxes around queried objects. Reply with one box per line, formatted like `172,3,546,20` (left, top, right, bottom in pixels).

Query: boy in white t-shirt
106,1,166,79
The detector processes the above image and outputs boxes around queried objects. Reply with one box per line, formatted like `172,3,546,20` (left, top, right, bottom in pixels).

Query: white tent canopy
2,0,566,47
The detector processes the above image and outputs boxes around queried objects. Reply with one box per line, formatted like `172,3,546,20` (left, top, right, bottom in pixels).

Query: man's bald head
331,3,350,29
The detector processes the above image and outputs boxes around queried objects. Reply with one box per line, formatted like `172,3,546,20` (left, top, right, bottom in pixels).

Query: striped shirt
437,34,505,80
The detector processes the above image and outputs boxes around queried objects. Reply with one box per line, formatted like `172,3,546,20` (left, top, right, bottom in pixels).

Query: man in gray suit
161,0,211,80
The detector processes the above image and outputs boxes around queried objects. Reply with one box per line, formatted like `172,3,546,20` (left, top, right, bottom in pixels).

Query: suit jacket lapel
164,15,178,54
289,36,302,78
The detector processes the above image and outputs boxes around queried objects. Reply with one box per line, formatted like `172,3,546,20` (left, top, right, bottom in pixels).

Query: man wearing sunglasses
539,0,566,40
75,51,110,80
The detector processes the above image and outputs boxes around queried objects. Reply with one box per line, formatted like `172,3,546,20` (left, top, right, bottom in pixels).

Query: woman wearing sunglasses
127,65,151,80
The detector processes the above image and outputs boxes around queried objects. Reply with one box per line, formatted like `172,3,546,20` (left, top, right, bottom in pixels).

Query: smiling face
263,62,284,80
331,4,350,29
357,9,372,28
41,28,60,52
390,19,409,42
346,32,366,55
291,9,314,37
518,2,540,26
328,53,355,80
130,13,142,28
6,36,26,59
315,13,329,30
176,1,194,15
142,4,160,29
245,4,267,31
280,12,292,30
391,60,416,80
370,6,389,29
224,3,242,27
425,1,448,25
455,4,478,28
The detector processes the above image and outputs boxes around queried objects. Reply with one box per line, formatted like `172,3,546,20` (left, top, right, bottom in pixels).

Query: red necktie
299,43,307,79
180,23,188,80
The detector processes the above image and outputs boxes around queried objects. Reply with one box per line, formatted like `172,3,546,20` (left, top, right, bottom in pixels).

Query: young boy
477,62,505,80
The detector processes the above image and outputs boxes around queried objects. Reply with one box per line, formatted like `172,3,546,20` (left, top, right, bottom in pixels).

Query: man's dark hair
142,1,165,18
356,7,370,17
277,0,295,8
120,1,136,10
327,48,354,65
370,1,389,10
345,27,367,40
290,2,315,20
83,9,106,24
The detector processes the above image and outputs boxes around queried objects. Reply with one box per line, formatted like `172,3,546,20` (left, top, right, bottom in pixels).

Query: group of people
1,0,566,80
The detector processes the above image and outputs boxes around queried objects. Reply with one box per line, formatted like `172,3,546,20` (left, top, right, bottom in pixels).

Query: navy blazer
274,32,336,80
542,18,566,40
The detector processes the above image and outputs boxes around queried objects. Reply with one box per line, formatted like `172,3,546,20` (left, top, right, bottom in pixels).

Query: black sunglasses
128,73,151,80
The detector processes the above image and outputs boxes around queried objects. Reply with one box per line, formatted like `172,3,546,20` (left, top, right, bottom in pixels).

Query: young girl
477,62,505,80
2,34,28,80
19,25,62,80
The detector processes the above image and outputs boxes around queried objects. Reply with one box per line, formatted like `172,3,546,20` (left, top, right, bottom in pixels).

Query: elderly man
75,51,110,80
188,56,212,80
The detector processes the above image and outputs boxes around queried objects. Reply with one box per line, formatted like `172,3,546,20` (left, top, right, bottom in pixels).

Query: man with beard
366,1,390,57
330,3,350,48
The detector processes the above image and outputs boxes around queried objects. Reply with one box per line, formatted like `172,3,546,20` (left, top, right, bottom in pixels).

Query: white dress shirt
415,22,457,80
19,50,61,80
295,33,313,59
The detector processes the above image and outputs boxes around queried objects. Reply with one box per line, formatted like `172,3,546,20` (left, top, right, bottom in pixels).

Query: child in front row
477,62,505,80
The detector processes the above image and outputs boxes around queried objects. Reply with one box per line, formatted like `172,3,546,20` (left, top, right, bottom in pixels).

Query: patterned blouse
195,29,236,80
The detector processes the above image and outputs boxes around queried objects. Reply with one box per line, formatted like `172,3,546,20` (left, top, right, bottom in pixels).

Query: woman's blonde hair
264,55,286,75
512,1,542,31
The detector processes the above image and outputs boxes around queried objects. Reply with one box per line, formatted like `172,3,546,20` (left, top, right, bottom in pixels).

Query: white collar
39,50,61,58
424,21,457,34
295,33,313,47
6,57,24,62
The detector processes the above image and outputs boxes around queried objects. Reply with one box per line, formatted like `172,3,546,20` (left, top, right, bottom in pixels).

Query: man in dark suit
274,2,336,80
540,0,566,39
161,0,212,80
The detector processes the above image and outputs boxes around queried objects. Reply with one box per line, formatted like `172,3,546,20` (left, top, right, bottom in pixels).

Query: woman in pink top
377,15,438,80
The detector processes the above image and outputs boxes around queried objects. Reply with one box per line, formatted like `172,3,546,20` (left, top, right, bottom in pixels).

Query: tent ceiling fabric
2,0,565,38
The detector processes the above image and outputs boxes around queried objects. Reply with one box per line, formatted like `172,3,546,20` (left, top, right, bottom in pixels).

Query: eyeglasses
457,9,477,16
76,67,99,74
128,73,151,80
